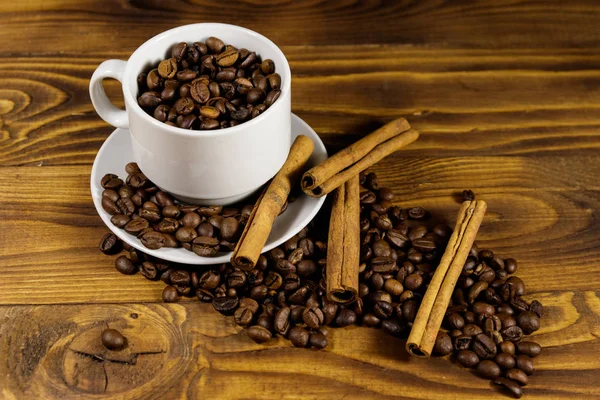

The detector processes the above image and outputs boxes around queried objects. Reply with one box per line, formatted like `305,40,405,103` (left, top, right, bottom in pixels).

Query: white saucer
91,113,328,265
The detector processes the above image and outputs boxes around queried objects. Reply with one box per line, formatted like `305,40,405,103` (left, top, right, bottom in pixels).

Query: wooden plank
0,292,598,399
2,50,600,166
0,0,600,52
0,160,598,305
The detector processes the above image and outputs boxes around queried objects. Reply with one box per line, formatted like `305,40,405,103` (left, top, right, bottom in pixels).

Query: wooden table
1,1,599,398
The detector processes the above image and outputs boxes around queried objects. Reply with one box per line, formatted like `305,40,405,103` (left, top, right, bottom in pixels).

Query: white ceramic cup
89,23,291,205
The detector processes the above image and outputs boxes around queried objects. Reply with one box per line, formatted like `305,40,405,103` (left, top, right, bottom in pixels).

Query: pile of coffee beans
432,246,543,398
99,172,542,398
100,162,274,256
137,37,281,130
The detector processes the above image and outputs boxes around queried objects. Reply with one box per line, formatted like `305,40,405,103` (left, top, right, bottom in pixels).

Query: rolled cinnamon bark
232,135,315,270
406,200,487,357
301,118,417,197
326,175,360,304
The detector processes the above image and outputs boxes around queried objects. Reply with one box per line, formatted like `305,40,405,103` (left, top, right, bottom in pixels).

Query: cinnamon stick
232,135,314,270
406,200,487,357
301,118,418,197
326,175,360,304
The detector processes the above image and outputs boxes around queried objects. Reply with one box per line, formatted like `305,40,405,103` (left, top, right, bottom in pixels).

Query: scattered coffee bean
505,368,528,386
515,355,535,375
99,233,121,254
288,326,310,347
101,328,126,351
162,285,180,303
114,255,138,275
495,352,516,370
477,360,501,379
247,325,272,343
433,332,453,356
517,341,542,358
494,377,523,398
98,171,543,399
456,350,480,367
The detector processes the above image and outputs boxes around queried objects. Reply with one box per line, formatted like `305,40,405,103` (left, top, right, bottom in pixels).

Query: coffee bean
456,349,480,367
483,315,502,333
267,73,281,90
462,324,483,336
101,173,123,189
501,325,523,342
504,258,518,274
381,318,404,337
192,236,220,257
383,278,403,296
494,377,523,398
506,276,525,296
102,197,121,215
234,307,254,326
407,207,427,220
461,189,475,201
212,296,239,315
111,214,131,228
99,233,121,254
454,335,472,351
101,328,126,351
493,353,515,372
247,325,272,343
196,288,214,302
516,311,540,334
250,284,269,301
467,281,488,304
362,313,381,327
140,231,165,250
515,355,534,375
374,301,394,320
505,368,528,386
139,261,159,280
510,297,530,314
433,332,453,356
477,360,501,379
500,341,516,355
163,285,180,303
446,312,465,330
402,299,419,322
138,91,162,108
404,273,424,290
517,341,542,358
472,302,495,316
529,300,543,318
303,307,324,329
288,326,310,347
309,332,328,349
115,255,137,275
220,217,240,241
370,257,396,274
335,308,357,327
472,333,497,359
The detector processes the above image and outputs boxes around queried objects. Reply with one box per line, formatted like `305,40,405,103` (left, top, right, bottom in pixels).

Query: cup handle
89,60,129,128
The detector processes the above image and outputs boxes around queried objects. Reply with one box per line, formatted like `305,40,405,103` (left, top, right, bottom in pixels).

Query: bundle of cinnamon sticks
231,117,419,305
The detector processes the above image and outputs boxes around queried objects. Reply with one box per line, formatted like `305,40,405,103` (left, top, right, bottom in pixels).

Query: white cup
90,23,291,205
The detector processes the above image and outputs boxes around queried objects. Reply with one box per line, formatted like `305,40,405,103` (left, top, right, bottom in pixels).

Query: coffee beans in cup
137,38,281,130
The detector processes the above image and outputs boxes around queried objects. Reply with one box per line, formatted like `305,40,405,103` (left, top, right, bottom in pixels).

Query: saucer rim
90,113,328,265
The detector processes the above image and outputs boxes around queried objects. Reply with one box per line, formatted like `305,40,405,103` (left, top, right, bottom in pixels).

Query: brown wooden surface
0,1,599,399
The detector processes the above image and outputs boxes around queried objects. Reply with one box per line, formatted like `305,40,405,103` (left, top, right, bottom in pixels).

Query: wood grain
1,292,598,399
1,0,600,52
1,0,599,398
2,49,600,166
